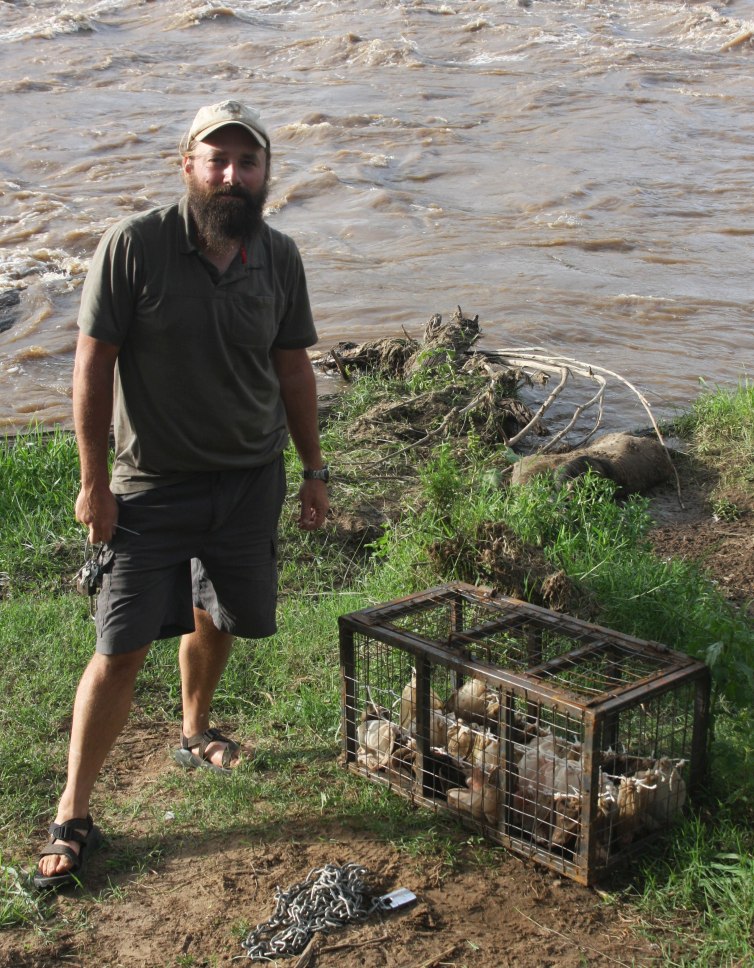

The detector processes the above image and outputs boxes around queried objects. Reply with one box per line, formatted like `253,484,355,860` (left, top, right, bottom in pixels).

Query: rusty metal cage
339,582,711,885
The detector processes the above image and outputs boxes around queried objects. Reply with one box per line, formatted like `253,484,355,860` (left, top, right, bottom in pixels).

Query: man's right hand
75,484,119,544
72,333,120,543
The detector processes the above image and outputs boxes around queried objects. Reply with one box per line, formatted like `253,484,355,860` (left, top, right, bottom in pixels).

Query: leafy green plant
711,497,741,522
404,346,460,394
418,442,466,522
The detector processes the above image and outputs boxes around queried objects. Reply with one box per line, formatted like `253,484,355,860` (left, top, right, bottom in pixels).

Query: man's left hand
297,479,329,530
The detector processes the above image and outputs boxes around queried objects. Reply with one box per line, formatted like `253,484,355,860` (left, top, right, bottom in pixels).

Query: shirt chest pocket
218,294,277,348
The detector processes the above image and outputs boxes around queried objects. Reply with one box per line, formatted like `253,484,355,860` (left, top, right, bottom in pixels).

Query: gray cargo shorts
94,460,285,655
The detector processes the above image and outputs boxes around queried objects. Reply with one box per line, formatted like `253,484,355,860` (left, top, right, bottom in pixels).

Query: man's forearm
273,348,324,469
72,333,121,541
272,346,329,531
73,336,118,487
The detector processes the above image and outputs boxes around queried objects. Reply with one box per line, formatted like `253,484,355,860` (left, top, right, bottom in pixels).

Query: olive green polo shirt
77,197,317,493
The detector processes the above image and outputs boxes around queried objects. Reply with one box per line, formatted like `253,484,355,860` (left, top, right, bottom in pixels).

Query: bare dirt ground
3,784,661,968
2,728,663,968
645,454,753,617
2,454,751,968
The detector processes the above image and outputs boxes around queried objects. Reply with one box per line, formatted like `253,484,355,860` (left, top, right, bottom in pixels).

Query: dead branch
506,365,570,447
330,347,351,383
480,350,682,505
537,374,606,452
319,932,391,954
411,944,463,968
292,934,322,967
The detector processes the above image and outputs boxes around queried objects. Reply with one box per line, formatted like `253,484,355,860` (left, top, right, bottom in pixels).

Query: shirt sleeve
271,236,318,350
77,220,144,347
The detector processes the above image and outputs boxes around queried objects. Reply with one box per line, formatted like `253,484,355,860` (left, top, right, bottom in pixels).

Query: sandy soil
1,454,750,968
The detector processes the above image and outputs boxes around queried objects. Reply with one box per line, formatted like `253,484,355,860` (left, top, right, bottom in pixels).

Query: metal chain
241,863,387,961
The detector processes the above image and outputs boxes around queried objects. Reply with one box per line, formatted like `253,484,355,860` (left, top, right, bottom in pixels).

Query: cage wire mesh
339,583,710,885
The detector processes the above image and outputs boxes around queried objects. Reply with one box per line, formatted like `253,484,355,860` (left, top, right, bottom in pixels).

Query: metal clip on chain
242,863,389,961
75,541,112,616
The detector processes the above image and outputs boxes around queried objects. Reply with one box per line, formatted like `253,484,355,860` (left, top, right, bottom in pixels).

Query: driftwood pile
316,307,548,451
315,306,677,497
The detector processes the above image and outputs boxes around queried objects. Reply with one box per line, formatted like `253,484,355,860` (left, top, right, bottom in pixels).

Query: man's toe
204,740,239,769
38,840,79,877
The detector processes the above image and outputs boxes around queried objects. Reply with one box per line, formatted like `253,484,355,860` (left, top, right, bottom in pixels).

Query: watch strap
302,465,330,482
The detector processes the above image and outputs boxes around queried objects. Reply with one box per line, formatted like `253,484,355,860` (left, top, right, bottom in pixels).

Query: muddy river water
1,0,752,433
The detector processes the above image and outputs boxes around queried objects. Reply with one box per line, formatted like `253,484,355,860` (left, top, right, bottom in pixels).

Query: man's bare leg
178,607,239,769
37,644,150,878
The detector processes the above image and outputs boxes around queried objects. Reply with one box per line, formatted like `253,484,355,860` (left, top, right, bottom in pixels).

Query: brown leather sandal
173,728,240,775
33,814,102,891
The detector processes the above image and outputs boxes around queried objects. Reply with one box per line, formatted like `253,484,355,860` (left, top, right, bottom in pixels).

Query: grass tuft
0,426,83,594
0,859,45,929
675,378,754,502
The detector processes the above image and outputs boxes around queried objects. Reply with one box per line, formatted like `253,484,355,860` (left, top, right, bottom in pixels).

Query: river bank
0,359,752,966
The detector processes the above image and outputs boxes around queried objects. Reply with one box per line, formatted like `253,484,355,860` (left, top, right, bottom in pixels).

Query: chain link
241,863,387,961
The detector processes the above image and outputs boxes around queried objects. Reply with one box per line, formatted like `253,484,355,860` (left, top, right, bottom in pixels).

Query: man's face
182,126,269,245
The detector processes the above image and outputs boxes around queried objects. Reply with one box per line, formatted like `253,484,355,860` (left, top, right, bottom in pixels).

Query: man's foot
173,728,241,775
33,815,101,890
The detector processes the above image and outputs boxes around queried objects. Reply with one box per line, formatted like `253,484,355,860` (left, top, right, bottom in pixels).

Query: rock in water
0,290,21,335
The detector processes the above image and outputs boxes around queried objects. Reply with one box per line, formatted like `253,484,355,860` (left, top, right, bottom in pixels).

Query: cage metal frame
339,582,711,885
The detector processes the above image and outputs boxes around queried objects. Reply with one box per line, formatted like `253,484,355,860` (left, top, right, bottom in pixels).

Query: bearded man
34,101,329,890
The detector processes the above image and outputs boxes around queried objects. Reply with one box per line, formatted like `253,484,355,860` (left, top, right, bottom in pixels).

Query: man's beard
187,180,268,250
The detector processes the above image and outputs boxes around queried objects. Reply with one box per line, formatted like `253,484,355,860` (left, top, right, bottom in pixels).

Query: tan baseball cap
181,100,269,152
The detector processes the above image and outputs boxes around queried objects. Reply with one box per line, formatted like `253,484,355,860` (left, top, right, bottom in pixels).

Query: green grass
611,702,754,966
675,378,754,507
631,815,754,966
492,473,754,709
1,380,753,962
0,427,83,593
0,859,46,929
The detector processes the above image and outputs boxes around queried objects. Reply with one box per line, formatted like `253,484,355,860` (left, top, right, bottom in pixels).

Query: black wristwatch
302,465,330,483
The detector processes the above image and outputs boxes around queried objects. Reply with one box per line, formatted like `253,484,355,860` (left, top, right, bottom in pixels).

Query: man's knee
90,643,151,680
